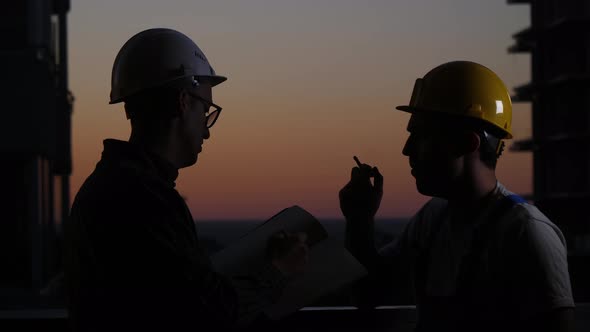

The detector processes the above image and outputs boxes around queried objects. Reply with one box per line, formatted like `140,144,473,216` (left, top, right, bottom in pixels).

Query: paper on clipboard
212,205,367,320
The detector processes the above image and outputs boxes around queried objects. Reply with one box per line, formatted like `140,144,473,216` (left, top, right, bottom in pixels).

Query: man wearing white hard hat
64,28,307,331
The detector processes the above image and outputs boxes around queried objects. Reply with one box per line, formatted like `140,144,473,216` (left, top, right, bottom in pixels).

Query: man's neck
446,174,498,223
129,133,179,170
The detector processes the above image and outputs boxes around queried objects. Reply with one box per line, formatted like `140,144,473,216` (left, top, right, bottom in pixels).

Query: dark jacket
64,139,285,331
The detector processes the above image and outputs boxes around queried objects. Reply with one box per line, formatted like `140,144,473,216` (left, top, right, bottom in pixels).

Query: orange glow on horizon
68,1,532,220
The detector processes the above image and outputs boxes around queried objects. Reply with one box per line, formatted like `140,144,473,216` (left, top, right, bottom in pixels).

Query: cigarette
353,156,362,167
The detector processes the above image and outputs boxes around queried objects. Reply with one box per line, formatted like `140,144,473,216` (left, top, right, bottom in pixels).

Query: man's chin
415,179,439,197
416,186,434,197
190,154,199,166
180,154,198,168
416,180,450,199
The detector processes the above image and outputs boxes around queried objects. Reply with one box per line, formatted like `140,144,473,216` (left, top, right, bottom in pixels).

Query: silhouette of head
109,28,227,168
396,61,512,197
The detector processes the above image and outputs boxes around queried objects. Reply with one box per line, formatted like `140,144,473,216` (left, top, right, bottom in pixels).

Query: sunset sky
68,0,532,220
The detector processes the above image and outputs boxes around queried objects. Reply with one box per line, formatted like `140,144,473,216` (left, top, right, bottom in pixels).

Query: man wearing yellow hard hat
339,61,574,331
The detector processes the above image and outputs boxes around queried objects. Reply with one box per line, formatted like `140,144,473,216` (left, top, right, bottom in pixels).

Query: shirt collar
100,139,179,187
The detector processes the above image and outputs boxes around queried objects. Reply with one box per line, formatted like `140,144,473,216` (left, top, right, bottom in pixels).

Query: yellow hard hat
396,61,513,139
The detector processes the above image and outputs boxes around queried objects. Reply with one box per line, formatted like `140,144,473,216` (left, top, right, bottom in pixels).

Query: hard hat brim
109,74,228,104
395,105,513,139
396,105,439,115
198,75,227,87
395,105,414,113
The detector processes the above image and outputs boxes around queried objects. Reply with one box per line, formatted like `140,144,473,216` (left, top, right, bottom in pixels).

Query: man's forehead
406,112,468,137
193,84,212,98
407,113,445,132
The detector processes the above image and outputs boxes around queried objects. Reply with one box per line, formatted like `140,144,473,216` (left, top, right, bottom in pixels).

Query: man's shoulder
509,204,566,246
72,163,158,217
494,184,565,246
78,165,143,197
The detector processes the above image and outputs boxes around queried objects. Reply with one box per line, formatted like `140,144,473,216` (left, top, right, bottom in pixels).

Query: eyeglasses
187,92,223,129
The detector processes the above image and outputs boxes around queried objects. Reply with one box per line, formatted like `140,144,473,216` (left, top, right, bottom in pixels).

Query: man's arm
339,160,415,306
339,159,383,263
511,214,576,332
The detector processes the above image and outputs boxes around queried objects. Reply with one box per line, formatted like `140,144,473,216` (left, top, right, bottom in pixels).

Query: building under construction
508,0,590,303
509,0,590,254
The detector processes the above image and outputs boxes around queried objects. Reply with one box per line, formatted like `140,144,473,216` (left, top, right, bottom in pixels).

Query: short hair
456,118,502,169
428,113,503,169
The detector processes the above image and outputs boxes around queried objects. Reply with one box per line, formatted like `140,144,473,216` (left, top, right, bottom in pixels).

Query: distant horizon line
194,217,412,223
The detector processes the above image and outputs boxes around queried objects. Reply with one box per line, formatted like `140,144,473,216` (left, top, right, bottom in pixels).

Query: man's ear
450,131,480,156
447,131,480,157
465,131,481,154
176,89,191,118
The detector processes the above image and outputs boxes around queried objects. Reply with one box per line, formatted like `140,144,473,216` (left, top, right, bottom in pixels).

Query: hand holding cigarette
339,156,384,219
353,155,362,168
353,155,376,176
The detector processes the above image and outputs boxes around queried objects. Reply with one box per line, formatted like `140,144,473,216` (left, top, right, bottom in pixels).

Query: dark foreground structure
0,0,71,313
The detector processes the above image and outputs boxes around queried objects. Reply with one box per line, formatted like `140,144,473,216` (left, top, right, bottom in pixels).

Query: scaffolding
508,0,590,254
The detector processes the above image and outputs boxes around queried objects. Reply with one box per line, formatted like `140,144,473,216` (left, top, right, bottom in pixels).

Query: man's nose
203,126,210,140
402,137,411,156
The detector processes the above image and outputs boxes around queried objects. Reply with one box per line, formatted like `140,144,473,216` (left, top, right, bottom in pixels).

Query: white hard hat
109,28,227,104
